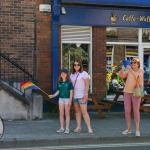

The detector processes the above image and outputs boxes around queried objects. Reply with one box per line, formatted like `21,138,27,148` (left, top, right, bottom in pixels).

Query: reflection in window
144,48,150,94
106,28,138,42
142,29,150,42
125,46,138,60
62,44,89,72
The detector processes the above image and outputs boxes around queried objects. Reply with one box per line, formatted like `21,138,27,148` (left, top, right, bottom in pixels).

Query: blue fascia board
60,5,150,28
61,0,150,8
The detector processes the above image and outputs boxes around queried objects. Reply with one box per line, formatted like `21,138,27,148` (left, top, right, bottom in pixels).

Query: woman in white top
70,59,93,134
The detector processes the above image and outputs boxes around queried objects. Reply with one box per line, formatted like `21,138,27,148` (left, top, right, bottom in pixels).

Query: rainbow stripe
20,81,39,90
112,65,117,68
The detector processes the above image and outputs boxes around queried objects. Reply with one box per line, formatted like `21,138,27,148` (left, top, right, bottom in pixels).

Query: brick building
1,0,150,113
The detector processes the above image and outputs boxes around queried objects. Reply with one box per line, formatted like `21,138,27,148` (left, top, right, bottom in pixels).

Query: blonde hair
132,58,140,68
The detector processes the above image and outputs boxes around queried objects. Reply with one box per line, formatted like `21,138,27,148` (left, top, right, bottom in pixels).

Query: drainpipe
33,17,38,84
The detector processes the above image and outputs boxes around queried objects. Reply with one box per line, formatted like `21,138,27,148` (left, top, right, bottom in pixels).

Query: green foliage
62,44,88,70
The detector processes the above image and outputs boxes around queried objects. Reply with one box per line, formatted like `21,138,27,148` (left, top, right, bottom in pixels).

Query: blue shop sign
61,0,150,8
60,6,150,28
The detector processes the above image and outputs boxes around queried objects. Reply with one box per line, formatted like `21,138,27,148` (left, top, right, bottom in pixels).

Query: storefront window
106,45,138,95
62,44,89,72
125,46,138,60
144,48,150,94
107,28,138,42
142,29,150,43
106,45,124,95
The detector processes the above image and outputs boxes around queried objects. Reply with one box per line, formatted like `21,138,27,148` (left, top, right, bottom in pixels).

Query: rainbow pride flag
112,65,117,68
20,81,40,90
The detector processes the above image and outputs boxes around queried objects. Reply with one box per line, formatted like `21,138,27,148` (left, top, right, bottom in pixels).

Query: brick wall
0,0,37,74
92,27,107,100
36,0,52,94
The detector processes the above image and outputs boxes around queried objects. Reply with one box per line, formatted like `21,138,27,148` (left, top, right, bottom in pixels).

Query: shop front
52,0,150,99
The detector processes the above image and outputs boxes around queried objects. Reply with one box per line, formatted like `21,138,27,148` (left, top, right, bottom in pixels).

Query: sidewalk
0,112,150,148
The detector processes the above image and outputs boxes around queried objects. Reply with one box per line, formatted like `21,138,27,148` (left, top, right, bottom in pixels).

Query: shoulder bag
131,71,144,97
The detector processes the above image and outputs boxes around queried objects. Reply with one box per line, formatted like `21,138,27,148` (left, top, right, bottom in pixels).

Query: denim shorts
72,98,88,104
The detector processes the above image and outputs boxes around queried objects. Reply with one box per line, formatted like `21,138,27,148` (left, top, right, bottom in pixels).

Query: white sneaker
88,129,93,134
64,128,70,134
122,130,132,135
56,128,64,133
135,131,140,137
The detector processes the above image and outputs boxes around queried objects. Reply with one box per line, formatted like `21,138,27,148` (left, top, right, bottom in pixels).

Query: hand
48,95,54,99
126,65,131,70
121,65,125,70
68,100,72,107
82,95,88,104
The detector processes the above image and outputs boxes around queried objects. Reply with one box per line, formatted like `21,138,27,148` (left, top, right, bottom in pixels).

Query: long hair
71,59,83,74
58,72,70,82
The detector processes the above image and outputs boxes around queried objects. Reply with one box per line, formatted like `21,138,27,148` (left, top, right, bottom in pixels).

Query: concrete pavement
0,112,150,148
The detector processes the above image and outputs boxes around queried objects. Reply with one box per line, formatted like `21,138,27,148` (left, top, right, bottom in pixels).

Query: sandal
74,128,81,133
88,129,93,134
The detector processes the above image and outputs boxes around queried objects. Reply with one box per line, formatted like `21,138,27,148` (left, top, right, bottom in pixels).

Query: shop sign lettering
123,15,150,22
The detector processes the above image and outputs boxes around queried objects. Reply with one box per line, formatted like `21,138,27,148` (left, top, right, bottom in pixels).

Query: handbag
130,70,144,97
133,84,144,97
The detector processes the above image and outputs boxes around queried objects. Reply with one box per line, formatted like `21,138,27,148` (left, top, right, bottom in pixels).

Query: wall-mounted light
61,7,66,15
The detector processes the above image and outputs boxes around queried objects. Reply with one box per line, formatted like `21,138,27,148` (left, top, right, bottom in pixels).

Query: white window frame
61,26,93,93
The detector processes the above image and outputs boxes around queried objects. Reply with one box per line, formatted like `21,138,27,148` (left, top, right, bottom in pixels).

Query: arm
127,66,144,86
48,90,59,99
68,90,73,106
82,77,89,103
117,66,129,79
128,66,144,86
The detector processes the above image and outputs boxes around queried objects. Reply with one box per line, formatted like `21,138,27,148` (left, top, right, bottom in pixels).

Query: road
0,142,150,150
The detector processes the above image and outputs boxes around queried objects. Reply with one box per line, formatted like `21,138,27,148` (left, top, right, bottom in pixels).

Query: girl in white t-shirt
70,59,93,134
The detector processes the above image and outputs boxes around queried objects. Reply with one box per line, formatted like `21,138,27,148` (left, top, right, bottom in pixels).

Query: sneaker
56,128,64,133
122,129,132,135
74,128,81,133
135,131,140,137
88,129,93,134
64,128,70,134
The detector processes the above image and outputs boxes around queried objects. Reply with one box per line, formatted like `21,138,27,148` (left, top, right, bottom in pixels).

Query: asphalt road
0,142,150,150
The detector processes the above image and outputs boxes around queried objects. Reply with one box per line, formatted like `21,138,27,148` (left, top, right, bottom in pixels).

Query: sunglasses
74,64,80,66
131,62,137,64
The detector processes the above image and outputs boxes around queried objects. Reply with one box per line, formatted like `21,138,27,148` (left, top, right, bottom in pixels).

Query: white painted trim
138,28,143,69
89,27,92,93
107,42,138,45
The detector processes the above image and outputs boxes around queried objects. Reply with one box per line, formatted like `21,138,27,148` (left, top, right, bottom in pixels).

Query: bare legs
73,102,92,131
59,103,71,129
